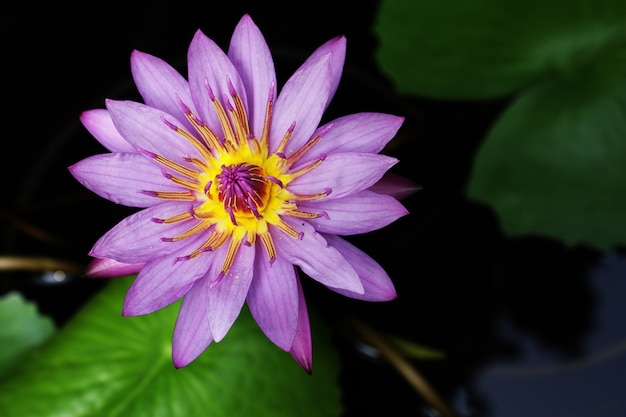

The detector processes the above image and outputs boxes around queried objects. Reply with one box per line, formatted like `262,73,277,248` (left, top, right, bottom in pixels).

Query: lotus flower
69,14,411,372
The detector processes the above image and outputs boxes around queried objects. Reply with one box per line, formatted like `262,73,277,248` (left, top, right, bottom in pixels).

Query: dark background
1,1,625,416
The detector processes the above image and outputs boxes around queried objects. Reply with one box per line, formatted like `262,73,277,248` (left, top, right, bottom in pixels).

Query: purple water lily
69,14,411,372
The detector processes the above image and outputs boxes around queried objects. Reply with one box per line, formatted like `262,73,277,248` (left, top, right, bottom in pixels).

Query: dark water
462,251,626,417
1,2,624,416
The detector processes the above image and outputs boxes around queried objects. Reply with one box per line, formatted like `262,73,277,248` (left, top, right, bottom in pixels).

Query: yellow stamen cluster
146,81,330,276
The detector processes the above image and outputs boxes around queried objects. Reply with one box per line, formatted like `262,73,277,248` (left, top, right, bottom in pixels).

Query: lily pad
0,292,55,377
0,277,341,417
374,0,626,99
466,56,626,250
374,0,626,249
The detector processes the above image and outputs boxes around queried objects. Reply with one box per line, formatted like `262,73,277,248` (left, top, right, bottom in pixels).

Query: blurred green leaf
0,292,55,377
375,0,626,249
374,0,626,99
467,49,626,249
0,277,341,417
387,335,446,360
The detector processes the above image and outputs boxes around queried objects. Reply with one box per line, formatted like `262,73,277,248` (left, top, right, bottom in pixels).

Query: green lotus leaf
466,48,626,249
0,277,341,417
374,0,626,99
0,292,55,377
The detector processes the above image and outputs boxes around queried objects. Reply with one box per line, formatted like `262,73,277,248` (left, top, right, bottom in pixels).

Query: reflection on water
470,251,626,417
474,253,626,417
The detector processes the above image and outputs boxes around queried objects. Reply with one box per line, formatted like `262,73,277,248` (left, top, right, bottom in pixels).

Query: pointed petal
207,241,255,342
84,258,145,278
106,99,203,164
80,109,136,153
301,36,346,108
289,277,312,373
323,234,397,301
123,250,214,316
369,172,421,201
90,202,200,264
271,219,363,293
301,190,408,235
173,276,213,368
247,253,298,351
294,113,404,168
288,152,398,200
270,54,332,155
68,153,179,208
228,14,276,137
130,50,196,134
187,29,248,136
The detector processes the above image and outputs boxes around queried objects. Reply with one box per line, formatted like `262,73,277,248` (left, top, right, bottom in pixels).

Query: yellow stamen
145,80,331,279
230,91,250,139
166,219,212,242
186,157,209,171
284,209,324,220
246,232,257,246
152,154,200,179
210,94,237,145
167,175,200,190
259,232,276,261
272,218,302,240
149,191,196,201
220,236,243,274
285,134,324,168
259,87,274,149
274,122,295,156
288,189,331,202
184,109,224,152
250,138,263,155
287,156,325,180
160,211,194,224
187,230,228,259
168,124,215,162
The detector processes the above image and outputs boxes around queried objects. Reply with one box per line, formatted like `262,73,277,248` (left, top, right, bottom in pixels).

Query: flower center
145,81,333,275
215,162,270,224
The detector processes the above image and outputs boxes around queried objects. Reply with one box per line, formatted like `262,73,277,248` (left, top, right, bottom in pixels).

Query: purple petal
173,276,214,368
271,219,363,293
106,99,202,165
68,153,180,208
80,109,136,153
84,258,144,278
228,14,276,137
300,190,408,235
206,241,255,342
187,29,248,137
369,172,421,201
270,54,331,155
90,202,200,264
287,152,398,200
289,277,312,373
130,50,196,134
301,36,346,108
122,250,214,316
293,112,404,168
323,234,397,301
247,253,298,351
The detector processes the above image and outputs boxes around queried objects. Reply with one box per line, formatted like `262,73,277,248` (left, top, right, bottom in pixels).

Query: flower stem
349,317,458,417
0,256,83,274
